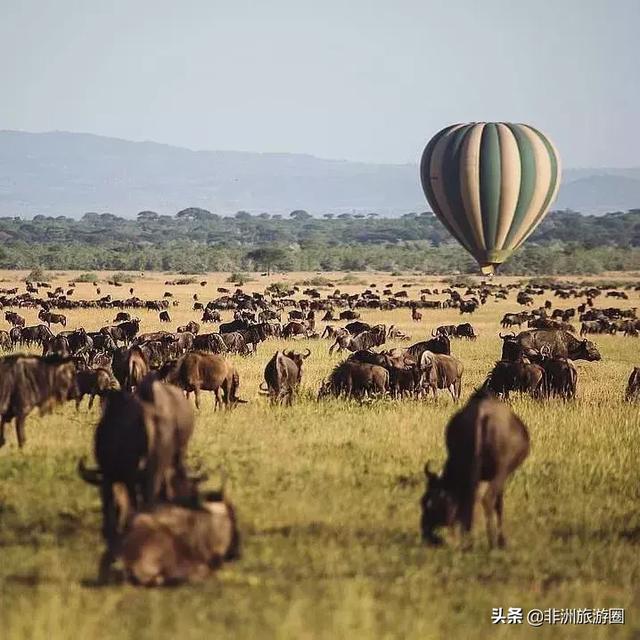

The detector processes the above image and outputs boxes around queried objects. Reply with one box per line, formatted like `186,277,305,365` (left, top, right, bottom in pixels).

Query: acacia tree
245,247,290,274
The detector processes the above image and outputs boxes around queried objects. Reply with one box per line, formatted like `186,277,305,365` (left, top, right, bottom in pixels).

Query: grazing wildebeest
455,323,477,340
625,367,640,401
483,360,545,399
406,335,451,361
344,321,371,335
339,310,360,320
420,389,530,548
419,352,464,400
411,305,422,322
193,332,228,354
0,354,77,448
78,376,196,581
329,325,386,354
75,368,117,409
201,308,221,323
504,329,601,362
261,349,310,405
319,360,389,399
540,354,578,399
178,320,200,335
38,309,67,328
114,484,240,586
159,311,171,323
20,324,53,347
282,321,309,339
168,352,246,409
114,312,131,323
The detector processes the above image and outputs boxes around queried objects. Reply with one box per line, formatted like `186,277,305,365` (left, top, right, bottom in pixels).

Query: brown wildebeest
625,367,640,401
78,375,196,581
159,311,171,323
483,360,545,399
168,352,246,409
38,309,67,328
261,349,310,405
0,354,77,448
319,360,389,399
418,351,464,400
113,481,240,586
420,389,530,548
112,346,149,392
75,367,118,409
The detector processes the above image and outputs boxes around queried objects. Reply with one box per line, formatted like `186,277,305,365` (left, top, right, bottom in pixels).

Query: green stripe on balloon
479,123,501,250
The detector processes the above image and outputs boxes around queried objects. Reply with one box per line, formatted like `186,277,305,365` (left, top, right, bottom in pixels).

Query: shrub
24,267,45,282
76,272,99,283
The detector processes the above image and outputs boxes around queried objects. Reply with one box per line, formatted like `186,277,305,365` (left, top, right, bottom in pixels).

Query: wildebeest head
282,348,311,370
573,338,601,361
420,462,455,545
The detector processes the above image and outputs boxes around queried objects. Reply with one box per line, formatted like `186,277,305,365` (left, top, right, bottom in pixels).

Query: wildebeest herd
1,274,639,586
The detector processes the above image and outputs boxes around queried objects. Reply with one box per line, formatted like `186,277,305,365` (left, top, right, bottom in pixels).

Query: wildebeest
4,311,25,327
193,332,228,354
420,389,530,548
0,354,77,448
261,349,310,405
75,368,118,409
329,325,386,354
159,311,171,323
38,309,67,327
319,360,389,399
78,376,196,581
483,360,545,399
0,330,11,351
178,320,200,335
625,367,640,401
406,335,451,362
168,352,246,409
113,484,240,586
501,330,601,362
112,346,149,392
419,352,464,400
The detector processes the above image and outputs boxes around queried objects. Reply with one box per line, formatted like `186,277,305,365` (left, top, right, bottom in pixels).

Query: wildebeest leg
481,482,499,549
194,387,201,410
0,418,6,448
98,484,117,582
15,416,26,449
495,491,506,548
88,394,95,410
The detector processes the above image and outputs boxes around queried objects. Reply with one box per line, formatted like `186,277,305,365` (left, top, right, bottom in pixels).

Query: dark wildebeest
112,346,149,392
261,349,311,405
0,354,77,448
345,321,371,335
455,323,477,340
420,389,530,548
76,368,118,409
192,332,228,354
201,308,221,323
42,334,71,358
78,376,196,581
113,483,240,586
483,360,545,399
406,335,451,362
4,311,25,327
103,319,140,346
20,324,53,347
318,361,389,399
159,311,171,323
38,309,67,328
0,330,10,351
114,312,131,323
540,354,578,399
501,330,601,362
349,349,419,398
219,331,250,355
168,352,246,409
418,352,464,400
624,367,640,401
282,321,308,339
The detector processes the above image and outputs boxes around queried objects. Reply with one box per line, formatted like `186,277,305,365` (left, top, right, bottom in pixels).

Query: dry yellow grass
0,269,639,640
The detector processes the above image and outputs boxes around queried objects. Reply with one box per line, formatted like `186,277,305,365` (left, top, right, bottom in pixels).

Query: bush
295,276,334,287
76,272,99,283
226,272,253,284
24,267,45,282
111,272,135,284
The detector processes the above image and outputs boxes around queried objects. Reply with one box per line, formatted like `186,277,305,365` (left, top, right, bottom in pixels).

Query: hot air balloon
420,122,561,275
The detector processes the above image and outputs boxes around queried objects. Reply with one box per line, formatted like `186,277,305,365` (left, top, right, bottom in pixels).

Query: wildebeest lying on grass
421,389,530,549
0,354,77,448
111,481,240,586
78,374,197,581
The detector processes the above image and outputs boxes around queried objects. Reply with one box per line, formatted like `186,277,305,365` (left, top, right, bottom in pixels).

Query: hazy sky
1,0,638,166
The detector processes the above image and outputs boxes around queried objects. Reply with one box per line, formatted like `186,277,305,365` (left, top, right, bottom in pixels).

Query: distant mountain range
0,130,638,217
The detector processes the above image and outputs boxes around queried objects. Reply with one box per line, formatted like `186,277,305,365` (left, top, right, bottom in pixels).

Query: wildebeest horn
303,348,311,358
499,332,515,339
431,329,437,337
423,460,437,479
77,457,102,485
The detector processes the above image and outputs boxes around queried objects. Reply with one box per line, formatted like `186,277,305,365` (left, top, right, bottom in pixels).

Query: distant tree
176,207,216,221
354,214,365,219
323,214,334,219
272,214,282,220
235,211,252,220
367,213,379,219
258,212,271,219
245,247,290,275
337,213,352,220
81,212,100,223
137,210,159,221
290,210,311,220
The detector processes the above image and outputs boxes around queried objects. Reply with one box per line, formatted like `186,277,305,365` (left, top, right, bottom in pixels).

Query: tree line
0,208,638,275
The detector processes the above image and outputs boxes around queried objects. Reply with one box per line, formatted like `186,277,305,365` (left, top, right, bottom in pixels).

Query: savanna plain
0,270,639,640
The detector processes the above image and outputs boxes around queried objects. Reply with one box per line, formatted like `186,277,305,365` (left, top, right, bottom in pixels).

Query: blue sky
1,0,638,166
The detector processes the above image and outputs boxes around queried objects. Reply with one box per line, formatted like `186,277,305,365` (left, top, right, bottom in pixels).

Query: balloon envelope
420,122,561,274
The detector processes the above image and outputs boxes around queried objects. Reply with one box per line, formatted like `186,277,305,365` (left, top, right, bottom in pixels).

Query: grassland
0,270,639,640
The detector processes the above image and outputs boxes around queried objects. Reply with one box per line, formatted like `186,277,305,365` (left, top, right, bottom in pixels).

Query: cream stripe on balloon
459,123,486,251
494,124,521,250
